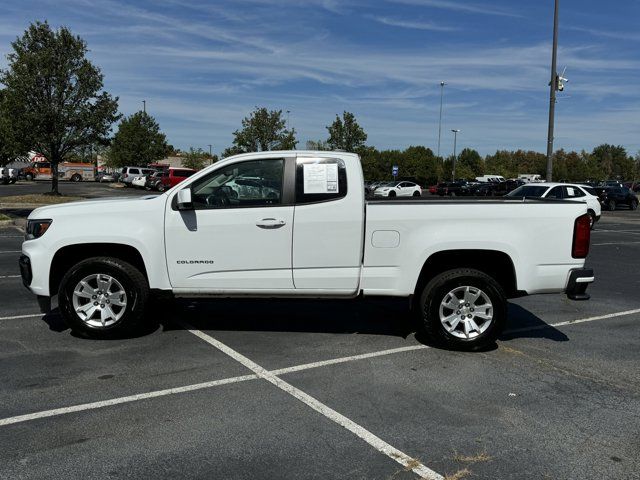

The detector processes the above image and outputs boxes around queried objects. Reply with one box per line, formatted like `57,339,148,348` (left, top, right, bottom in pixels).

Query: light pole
142,100,146,113
207,144,213,164
286,110,290,128
451,129,460,181
437,81,446,159
546,0,560,182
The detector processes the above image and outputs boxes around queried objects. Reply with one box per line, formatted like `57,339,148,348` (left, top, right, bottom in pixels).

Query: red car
155,167,196,192
428,185,438,195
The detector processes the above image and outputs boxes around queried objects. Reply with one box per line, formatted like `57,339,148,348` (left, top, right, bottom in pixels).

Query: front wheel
25,173,33,181
71,174,82,182
608,199,616,211
412,191,421,197
388,190,396,198
58,257,149,338
418,268,507,350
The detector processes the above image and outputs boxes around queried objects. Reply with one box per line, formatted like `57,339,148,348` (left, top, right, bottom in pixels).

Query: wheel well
49,243,148,295
414,250,518,299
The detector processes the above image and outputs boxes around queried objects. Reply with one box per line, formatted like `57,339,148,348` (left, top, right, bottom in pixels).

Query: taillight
572,214,591,258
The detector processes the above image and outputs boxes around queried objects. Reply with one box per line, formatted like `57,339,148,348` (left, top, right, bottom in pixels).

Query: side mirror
176,188,193,210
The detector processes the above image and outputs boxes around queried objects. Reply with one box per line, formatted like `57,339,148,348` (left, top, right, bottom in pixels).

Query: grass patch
0,194,85,205
453,450,492,463
0,213,10,221
444,468,471,480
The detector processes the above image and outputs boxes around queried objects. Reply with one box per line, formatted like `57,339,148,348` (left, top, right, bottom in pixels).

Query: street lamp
546,0,560,182
207,144,213,164
451,129,460,181
142,100,146,113
437,81,446,159
286,110,291,128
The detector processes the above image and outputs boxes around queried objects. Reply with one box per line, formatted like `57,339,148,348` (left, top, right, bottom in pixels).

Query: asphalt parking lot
0,185,639,480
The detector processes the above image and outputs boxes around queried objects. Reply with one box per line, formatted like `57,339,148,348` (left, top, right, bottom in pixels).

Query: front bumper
566,268,594,300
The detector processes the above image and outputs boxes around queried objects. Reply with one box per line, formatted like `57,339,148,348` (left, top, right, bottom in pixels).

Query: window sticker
303,163,339,193
566,187,575,196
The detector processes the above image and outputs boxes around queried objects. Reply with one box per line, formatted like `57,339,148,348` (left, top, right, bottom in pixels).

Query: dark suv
436,181,469,196
598,187,638,211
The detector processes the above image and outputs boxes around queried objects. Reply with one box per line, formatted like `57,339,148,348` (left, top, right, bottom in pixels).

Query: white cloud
371,16,458,31
388,0,522,18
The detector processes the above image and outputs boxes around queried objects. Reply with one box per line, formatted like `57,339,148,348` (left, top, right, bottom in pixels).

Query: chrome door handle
256,218,286,229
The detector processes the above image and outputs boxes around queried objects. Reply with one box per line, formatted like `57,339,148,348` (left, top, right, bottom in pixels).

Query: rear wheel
58,257,149,338
631,199,638,211
71,174,82,182
608,199,616,211
25,173,33,181
388,190,396,198
418,268,507,350
412,191,421,197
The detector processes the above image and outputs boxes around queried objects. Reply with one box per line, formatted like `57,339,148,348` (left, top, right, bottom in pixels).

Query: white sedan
507,182,602,228
373,181,422,198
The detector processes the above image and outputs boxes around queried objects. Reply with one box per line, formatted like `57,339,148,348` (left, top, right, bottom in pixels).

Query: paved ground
0,187,639,480
0,179,152,199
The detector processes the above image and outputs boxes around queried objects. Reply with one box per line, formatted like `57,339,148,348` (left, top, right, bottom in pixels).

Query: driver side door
165,157,295,292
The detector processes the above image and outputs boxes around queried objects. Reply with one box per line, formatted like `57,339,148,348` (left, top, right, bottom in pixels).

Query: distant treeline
358,144,639,185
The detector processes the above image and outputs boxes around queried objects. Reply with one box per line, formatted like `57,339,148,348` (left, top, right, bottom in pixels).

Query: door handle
256,218,286,229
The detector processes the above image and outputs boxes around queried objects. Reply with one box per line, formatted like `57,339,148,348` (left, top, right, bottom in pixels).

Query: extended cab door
165,156,296,291
292,155,364,293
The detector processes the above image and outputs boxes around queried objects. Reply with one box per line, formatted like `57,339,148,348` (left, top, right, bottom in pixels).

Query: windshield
507,185,549,197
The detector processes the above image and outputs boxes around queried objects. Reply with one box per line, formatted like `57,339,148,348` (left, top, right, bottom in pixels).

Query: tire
418,268,507,350
412,191,421,197
388,190,396,198
25,173,33,181
71,174,82,182
157,183,166,192
608,199,616,211
58,257,149,338
631,200,638,211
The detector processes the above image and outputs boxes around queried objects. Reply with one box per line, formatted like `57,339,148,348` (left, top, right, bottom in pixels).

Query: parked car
427,185,438,195
131,175,149,188
623,182,640,193
0,167,17,184
373,181,422,198
436,181,470,196
145,171,164,190
96,172,117,183
491,179,525,196
507,182,602,228
597,186,639,211
155,167,196,192
120,167,156,186
20,150,594,349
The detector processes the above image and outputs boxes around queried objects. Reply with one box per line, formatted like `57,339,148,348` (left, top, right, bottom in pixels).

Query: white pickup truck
19,151,594,349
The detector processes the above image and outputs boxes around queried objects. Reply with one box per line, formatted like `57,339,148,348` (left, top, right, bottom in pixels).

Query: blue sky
1,0,639,156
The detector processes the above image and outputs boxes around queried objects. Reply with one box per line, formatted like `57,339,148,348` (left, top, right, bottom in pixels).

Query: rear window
507,185,549,197
129,168,140,175
583,187,597,196
295,157,347,204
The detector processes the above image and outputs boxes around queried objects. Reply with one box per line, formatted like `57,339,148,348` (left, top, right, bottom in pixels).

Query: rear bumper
566,268,594,300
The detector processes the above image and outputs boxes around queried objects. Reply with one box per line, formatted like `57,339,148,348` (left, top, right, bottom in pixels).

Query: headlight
26,219,52,240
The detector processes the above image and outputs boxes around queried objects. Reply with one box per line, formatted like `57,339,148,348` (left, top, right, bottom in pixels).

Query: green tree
305,139,330,150
181,147,208,170
223,107,296,157
326,111,367,152
0,21,119,194
0,90,22,165
108,111,169,168
590,144,633,180
456,148,484,178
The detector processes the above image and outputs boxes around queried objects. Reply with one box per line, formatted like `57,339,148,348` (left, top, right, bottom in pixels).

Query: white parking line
505,308,640,334
593,229,640,234
0,374,258,427
0,275,21,279
183,325,442,480
0,250,21,254
592,241,640,246
0,313,41,321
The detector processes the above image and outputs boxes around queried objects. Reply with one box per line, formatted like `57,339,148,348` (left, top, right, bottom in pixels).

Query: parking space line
592,241,640,246
183,324,443,480
0,313,41,321
506,308,640,334
271,345,429,376
0,374,258,427
0,275,21,279
0,250,21,254
593,229,640,234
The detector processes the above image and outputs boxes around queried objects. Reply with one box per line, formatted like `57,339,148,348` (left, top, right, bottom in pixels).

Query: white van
518,174,544,183
475,175,505,183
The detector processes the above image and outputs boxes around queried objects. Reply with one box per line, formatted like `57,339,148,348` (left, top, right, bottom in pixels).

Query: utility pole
437,81,446,159
451,129,460,181
207,144,213,164
142,100,146,113
286,110,291,129
546,0,560,182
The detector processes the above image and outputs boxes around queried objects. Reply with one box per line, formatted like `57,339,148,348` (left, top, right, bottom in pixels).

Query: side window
191,158,284,209
130,168,140,175
295,157,347,204
548,186,563,199
564,186,584,198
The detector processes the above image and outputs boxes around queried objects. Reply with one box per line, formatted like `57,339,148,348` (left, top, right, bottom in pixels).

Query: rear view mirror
176,188,193,210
